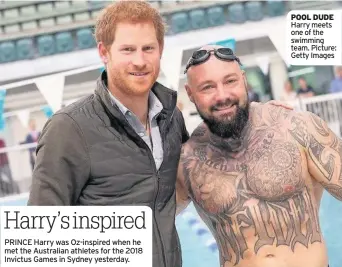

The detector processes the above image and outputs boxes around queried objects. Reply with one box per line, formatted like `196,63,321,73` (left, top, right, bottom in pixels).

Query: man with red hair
29,2,188,267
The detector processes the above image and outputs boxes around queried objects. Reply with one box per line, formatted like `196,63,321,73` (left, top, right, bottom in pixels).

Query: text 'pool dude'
289,13,337,60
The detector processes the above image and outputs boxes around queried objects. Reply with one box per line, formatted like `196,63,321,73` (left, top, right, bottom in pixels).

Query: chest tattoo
183,129,322,266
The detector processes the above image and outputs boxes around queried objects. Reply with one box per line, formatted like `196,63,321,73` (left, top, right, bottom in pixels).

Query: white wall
269,57,289,100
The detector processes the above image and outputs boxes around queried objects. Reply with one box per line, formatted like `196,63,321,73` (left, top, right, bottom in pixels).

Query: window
244,66,272,101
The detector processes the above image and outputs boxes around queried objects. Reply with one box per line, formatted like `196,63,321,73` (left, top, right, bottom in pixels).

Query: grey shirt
108,90,164,170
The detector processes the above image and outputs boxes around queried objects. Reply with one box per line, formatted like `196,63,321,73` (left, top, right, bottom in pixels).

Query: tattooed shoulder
189,122,210,142
180,122,208,160
287,111,333,146
263,104,292,123
250,103,292,128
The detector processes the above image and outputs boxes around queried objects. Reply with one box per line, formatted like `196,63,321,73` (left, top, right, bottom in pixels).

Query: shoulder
283,110,334,149
189,122,210,140
251,102,293,126
288,110,330,134
181,122,209,160
286,109,324,125
56,94,95,118
250,103,322,135
51,93,110,133
42,95,96,135
172,106,185,122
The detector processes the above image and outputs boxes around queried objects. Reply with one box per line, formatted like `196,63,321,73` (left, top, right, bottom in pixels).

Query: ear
185,84,194,103
241,71,248,87
159,43,164,59
98,42,110,64
241,69,246,78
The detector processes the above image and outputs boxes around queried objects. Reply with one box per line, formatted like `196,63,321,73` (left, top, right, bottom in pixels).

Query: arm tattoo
266,105,291,122
289,112,342,200
320,182,342,201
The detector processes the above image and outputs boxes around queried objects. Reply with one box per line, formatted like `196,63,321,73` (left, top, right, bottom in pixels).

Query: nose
215,84,231,102
132,50,146,68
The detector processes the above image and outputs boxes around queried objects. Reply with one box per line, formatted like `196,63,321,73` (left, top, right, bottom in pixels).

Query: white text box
286,10,342,65
0,206,152,267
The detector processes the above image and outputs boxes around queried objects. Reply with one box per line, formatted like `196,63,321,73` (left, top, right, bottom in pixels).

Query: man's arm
176,145,191,215
289,111,342,201
28,113,90,205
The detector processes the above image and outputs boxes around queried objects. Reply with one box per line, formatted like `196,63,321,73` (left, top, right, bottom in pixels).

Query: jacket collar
95,70,177,121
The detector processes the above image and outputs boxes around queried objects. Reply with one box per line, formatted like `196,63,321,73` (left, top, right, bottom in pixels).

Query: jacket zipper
152,168,167,267
150,127,168,267
104,101,170,267
127,121,168,267
138,134,167,267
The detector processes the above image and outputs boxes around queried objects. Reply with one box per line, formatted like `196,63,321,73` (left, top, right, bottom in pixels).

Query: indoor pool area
1,192,341,267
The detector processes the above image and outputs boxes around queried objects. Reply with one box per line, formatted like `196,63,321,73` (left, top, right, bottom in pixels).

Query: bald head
186,44,224,76
186,45,242,82
183,44,249,139
187,58,241,83
186,46,242,89
198,44,225,51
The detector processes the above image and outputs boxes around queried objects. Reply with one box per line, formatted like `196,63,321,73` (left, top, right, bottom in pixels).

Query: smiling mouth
129,72,149,76
213,104,236,112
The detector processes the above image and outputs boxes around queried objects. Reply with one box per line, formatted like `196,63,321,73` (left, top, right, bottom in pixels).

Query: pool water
176,203,220,267
1,192,341,267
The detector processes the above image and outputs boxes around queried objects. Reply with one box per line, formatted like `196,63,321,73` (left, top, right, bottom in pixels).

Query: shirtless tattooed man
176,45,340,267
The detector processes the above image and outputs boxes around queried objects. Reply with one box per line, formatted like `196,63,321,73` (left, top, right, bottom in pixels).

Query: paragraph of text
0,206,152,267
286,10,342,65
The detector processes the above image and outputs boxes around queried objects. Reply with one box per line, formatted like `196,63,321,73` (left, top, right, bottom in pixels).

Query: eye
225,79,237,84
122,47,134,52
144,46,154,51
202,85,213,90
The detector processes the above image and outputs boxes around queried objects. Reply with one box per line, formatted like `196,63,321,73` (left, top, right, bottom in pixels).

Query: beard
196,98,250,139
109,66,158,97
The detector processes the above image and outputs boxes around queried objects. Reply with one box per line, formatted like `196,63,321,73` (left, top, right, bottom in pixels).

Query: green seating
55,32,74,53
227,3,246,24
0,41,17,63
245,1,264,21
76,28,96,49
207,6,226,27
0,1,287,65
267,0,285,17
189,9,207,30
170,12,190,34
16,38,34,60
37,35,55,56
